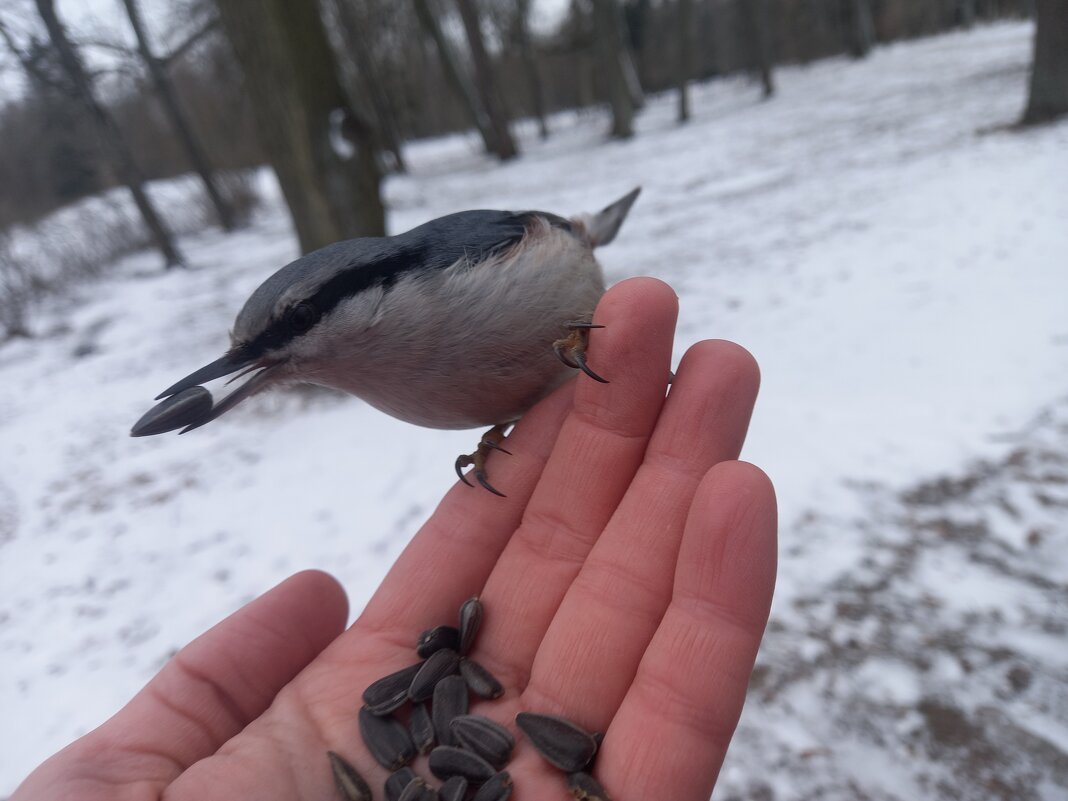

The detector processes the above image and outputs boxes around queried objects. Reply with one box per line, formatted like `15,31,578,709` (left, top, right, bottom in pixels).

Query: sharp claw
475,471,506,497
566,322,605,330
574,350,609,383
455,457,474,487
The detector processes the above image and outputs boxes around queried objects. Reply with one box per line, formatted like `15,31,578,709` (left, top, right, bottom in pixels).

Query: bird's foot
455,424,512,497
553,320,609,384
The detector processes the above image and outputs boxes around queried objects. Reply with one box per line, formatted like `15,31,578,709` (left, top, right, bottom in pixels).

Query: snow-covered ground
2,21,1067,798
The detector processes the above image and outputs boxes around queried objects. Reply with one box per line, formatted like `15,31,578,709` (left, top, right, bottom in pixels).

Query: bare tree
331,0,407,173
845,0,876,58
515,0,549,139
412,0,501,155
32,0,184,268
454,0,519,160
959,0,978,28
1021,0,1068,124
120,0,237,231
740,0,775,98
615,1,645,111
214,0,384,253
677,0,693,122
592,0,635,138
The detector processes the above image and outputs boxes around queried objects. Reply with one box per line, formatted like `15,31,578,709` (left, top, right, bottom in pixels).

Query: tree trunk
412,0,499,155
120,0,237,231
592,0,635,138
677,0,693,122
333,0,407,173
845,0,876,58
215,0,384,253
34,0,184,269
614,1,644,111
1022,0,1068,124
454,0,519,160
515,0,549,139
960,0,977,28
740,0,775,99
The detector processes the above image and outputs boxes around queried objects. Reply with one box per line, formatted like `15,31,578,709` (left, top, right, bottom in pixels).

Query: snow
2,20,1068,799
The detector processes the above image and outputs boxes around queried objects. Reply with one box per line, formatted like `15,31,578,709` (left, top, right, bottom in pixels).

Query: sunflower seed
515,712,598,772
327,751,373,801
568,771,611,801
439,775,469,801
363,662,423,715
458,596,483,655
409,701,435,754
130,386,215,436
359,706,417,770
450,715,515,768
432,675,469,746
409,648,460,702
398,777,436,801
471,770,513,801
459,658,504,700
385,767,418,801
417,625,461,657
428,745,497,784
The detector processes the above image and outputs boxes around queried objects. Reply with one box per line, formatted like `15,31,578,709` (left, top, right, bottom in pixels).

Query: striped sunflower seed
432,674,469,746
450,714,515,768
515,712,598,772
327,750,373,801
359,706,417,771
428,745,496,784
385,766,418,801
458,596,483,656
409,648,460,702
397,777,435,801
471,770,512,801
459,658,504,700
439,775,469,801
410,701,435,755
363,662,423,715
417,625,461,657
568,771,611,801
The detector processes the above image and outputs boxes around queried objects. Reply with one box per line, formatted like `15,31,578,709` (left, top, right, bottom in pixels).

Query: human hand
13,277,777,801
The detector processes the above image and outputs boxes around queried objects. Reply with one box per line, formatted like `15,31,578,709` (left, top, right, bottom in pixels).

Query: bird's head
130,238,393,437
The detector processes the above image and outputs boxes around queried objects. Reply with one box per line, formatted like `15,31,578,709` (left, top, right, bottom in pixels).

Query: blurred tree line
0,0,1061,264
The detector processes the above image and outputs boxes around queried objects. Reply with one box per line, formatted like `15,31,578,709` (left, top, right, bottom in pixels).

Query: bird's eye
287,302,320,334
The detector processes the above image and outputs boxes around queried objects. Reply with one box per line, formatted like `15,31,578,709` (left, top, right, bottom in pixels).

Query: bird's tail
573,187,641,248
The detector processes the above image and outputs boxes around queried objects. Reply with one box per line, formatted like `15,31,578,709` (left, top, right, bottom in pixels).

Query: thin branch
160,15,220,67
77,36,137,58
0,18,65,92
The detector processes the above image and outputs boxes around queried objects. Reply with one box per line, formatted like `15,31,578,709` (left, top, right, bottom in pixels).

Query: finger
522,340,761,727
600,462,777,801
354,378,575,641
478,277,679,687
23,571,349,795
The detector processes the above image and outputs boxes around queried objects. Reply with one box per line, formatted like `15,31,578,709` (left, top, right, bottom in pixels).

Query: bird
131,188,642,495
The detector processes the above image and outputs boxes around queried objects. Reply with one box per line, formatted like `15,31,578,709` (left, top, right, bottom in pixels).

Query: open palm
14,278,777,801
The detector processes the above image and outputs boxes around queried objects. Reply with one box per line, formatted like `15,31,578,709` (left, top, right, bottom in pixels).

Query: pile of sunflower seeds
327,596,611,801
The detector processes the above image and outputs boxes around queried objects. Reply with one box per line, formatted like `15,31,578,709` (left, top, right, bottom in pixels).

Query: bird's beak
130,353,283,437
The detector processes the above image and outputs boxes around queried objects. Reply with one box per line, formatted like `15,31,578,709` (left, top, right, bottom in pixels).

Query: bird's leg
553,320,609,384
455,424,512,497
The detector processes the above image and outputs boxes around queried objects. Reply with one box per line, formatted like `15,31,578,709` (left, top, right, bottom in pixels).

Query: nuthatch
131,188,641,495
